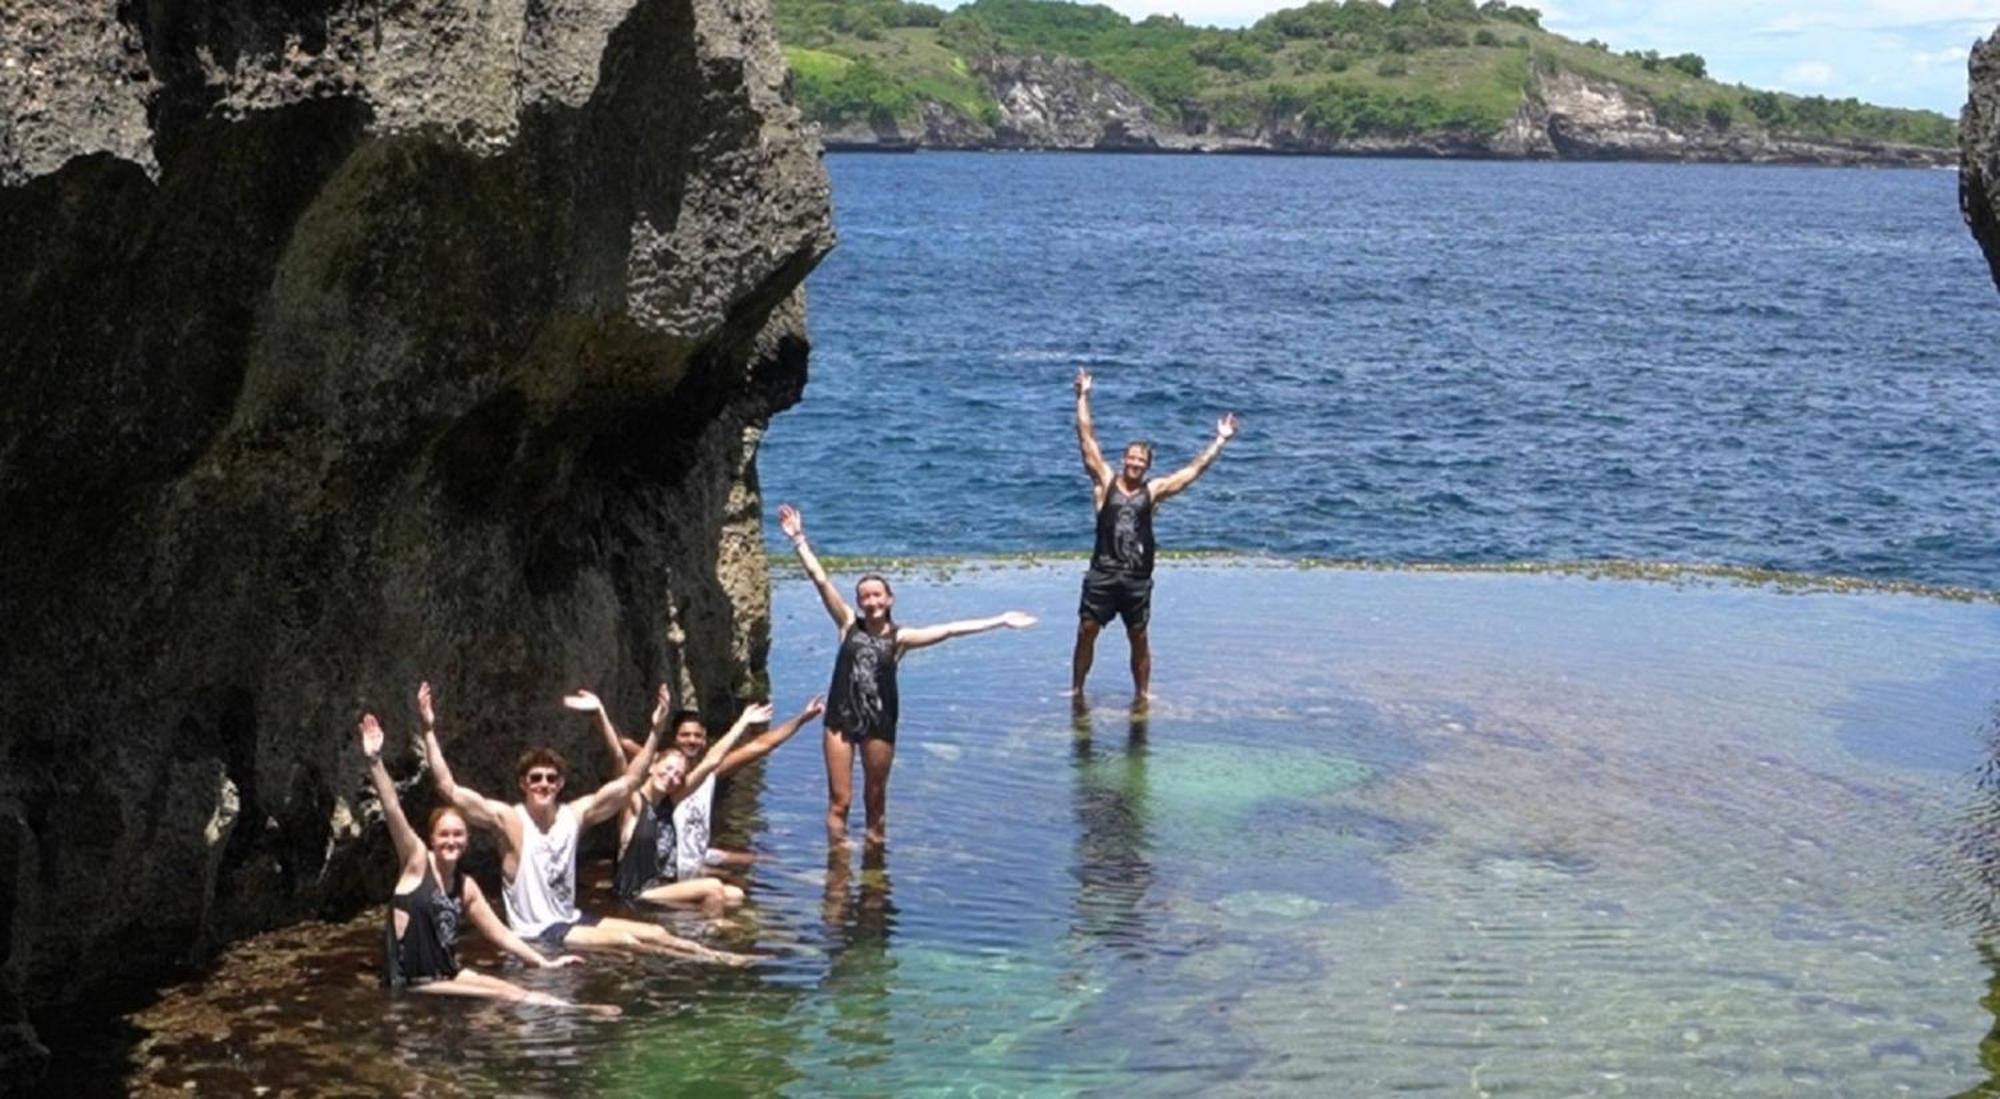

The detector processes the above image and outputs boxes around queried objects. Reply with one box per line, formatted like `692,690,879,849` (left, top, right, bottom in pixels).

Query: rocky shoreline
819,54,1951,169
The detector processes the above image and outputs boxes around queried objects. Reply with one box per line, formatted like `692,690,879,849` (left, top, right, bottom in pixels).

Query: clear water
113,155,2000,1093
130,564,2000,1095
764,154,2000,589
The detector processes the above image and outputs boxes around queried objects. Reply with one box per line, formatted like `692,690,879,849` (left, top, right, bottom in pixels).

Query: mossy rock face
0,0,833,1078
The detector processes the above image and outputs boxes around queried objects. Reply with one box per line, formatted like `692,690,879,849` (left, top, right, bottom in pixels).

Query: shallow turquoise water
137,563,2000,1095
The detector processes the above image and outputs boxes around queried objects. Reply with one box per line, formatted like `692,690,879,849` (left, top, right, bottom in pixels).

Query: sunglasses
524,770,562,786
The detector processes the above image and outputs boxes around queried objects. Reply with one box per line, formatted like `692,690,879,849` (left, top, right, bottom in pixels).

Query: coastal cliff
1964,28,2000,290
822,54,1950,166
0,0,831,1082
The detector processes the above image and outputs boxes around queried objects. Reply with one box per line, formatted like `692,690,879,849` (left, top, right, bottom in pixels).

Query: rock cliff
0,0,831,1083
1964,28,2000,291
822,53,1951,167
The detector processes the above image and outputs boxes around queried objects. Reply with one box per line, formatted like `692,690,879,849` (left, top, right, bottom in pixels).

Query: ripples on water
128,565,2000,1094
763,155,2000,589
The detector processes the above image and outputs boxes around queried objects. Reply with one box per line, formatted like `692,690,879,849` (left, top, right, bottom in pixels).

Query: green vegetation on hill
773,0,1955,149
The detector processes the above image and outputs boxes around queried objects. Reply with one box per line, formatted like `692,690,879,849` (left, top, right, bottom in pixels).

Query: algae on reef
0,0,832,1084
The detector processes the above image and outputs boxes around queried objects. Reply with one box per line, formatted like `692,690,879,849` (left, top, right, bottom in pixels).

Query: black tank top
382,860,464,988
1091,482,1155,576
826,622,900,739
614,795,677,898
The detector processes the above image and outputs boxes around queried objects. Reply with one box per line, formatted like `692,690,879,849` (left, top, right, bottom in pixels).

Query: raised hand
740,701,776,727
357,713,385,760
1075,367,1094,396
416,681,437,730
1000,611,1039,629
649,683,673,732
777,503,804,542
801,694,826,721
1216,412,1240,441
563,689,604,713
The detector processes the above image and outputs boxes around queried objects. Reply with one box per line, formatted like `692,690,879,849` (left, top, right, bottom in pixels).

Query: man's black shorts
1079,568,1152,630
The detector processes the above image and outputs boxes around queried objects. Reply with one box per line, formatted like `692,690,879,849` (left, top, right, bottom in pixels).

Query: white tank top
672,774,715,881
503,802,580,937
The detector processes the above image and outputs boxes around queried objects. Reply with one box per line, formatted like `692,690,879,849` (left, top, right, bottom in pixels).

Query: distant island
778,0,1956,166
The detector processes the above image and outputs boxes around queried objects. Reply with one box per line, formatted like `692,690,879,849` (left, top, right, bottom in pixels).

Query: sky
1077,0,2000,114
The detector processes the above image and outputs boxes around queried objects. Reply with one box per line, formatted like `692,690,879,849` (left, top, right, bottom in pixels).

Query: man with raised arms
417,681,751,965
1071,367,1240,701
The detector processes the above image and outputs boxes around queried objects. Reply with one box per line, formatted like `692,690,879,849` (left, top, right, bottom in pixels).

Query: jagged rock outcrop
822,55,1169,150
1963,27,2000,292
0,0,832,1084
820,52,1951,167
977,55,1163,149
1513,67,1945,166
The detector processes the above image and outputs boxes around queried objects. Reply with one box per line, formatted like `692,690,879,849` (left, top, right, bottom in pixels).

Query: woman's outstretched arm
778,504,856,632
357,713,423,869
896,611,1038,651
568,688,631,770
462,878,584,971
573,683,671,827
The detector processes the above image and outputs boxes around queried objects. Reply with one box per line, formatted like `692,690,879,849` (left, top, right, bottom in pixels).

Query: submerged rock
1964,27,2000,292
0,0,832,1080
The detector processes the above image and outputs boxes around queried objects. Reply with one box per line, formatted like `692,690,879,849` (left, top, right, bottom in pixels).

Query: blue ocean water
762,153,2000,588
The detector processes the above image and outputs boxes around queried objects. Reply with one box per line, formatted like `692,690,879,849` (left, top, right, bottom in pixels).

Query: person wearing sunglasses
417,681,753,965
355,712,619,1015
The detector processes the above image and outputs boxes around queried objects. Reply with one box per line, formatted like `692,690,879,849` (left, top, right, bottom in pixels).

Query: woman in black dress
778,504,1037,847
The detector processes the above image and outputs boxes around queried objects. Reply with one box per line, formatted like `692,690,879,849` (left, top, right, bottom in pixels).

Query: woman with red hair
358,712,618,1015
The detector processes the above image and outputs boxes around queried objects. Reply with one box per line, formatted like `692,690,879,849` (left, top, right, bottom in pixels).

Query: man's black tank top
1091,482,1155,576
382,859,464,988
614,795,677,898
825,622,900,739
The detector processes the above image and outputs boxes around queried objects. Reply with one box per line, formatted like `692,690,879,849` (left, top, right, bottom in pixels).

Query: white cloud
1782,60,1836,87
1913,44,1970,66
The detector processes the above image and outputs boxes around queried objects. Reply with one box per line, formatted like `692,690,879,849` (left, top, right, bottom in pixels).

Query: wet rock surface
0,0,831,1085
1964,27,2000,292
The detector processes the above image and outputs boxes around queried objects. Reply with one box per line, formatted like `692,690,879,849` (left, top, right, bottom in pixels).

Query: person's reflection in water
1070,702,1156,957
821,843,899,1064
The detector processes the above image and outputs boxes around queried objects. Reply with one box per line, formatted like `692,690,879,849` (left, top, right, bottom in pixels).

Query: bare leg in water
861,737,896,847
562,916,756,966
825,728,856,845
413,969,621,1017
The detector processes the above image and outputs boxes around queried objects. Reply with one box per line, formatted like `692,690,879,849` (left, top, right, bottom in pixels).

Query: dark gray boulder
0,0,832,1083
1964,28,2000,292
